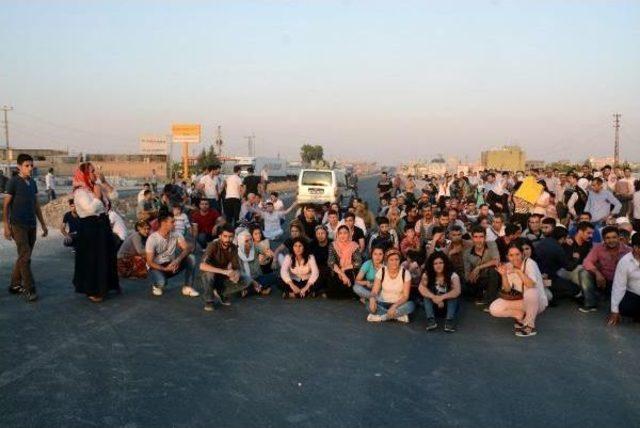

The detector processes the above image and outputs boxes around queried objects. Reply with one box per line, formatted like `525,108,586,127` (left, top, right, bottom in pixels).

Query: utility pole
613,113,621,166
214,125,224,156
2,105,13,159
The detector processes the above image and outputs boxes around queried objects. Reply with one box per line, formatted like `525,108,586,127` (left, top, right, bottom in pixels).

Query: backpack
380,266,408,283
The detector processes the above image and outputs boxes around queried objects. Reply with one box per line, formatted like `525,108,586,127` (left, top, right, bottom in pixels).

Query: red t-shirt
190,209,220,235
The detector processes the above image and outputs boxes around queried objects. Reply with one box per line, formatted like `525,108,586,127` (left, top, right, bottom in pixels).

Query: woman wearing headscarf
237,230,273,296
72,162,120,302
327,225,362,298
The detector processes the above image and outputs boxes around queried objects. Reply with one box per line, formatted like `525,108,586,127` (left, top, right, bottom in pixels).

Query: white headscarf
577,178,590,191
236,231,255,278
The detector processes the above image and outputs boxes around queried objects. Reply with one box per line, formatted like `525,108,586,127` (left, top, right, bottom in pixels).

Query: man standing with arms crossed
3,154,48,302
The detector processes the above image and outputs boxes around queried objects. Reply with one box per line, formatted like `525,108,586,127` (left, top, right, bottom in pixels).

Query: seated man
61,198,79,249
608,233,640,326
249,200,297,241
199,224,249,311
191,198,220,250
117,220,150,279
558,221,595,312
145,213,199,297
582,226,631,311
463,225,500,307
534,226,575,301
137,189,157,221
368,216,399,254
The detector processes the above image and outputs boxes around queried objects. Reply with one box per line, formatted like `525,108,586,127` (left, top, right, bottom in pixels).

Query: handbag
499,261,526,301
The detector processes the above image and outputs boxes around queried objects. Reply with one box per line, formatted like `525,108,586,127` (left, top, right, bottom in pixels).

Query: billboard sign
171,124,201,144
140,136,168,155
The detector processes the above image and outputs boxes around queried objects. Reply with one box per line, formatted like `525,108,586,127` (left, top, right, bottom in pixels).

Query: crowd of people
3,154,640,338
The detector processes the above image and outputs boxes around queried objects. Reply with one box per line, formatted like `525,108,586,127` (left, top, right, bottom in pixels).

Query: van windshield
301,171,333,187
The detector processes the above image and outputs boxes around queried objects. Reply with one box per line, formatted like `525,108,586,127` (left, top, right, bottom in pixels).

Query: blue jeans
206,198,220,213
424,296,459,320
197,233,213,250
369,299,415,318
148,254,196,289
353,284,373,299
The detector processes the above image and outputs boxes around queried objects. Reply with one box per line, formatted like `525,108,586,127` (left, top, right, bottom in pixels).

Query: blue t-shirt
359,260,380,283
5,175,38,227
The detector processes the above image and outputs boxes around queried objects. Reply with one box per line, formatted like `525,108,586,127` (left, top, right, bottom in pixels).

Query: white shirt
271,198,284,211
486,226,505,242
225,174,243,199
262,211,286,240
45,173,55,191
376,267,408,303
109,211,128,241
137,189,147,203
200,174,221,199
73,188,106,218
611,252,640,313
633,191,640,221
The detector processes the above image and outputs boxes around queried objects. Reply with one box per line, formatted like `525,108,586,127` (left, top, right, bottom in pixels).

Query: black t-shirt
310,240,330,267
243,175,261,195
564,239,592,265
351,226,365,244
6,175,38,227
377,180,392,195
297,215,320,240
63,211,80,234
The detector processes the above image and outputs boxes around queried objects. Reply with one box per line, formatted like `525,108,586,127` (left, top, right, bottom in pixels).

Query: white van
296,169,347,205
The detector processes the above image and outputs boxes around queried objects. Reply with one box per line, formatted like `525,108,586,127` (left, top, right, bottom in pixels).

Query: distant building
525,160,545,170
481,145,525,172
588,156,616,170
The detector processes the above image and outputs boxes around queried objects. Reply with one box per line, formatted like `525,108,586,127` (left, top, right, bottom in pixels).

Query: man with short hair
585,177,622,225
222,165,244,228
368,217,398,253
582,226,631,311
377,171,392,201
145,213,199,297
486,215,505,242
607,233,640,325
523,214,543,242
198,165,223,212
199,224,249,311
463,225,500,307
495,223,520,262
540,217,557,238
269,192,284,211
191,199,221,250
61,199,80,249
535,226,575,300
243,166,262,197
569,212,602,243
45,167,56,202
343,212,366,253
3,154,48,302
137,189,157,221
138,183,152,203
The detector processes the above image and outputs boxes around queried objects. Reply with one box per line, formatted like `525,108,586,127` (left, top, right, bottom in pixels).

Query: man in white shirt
137,183,152,203
145,212,199,298
222,165,244,228
608,233,640,326
251,201,297,240
198,165,222,212
269,192,285,211
45,168,56,202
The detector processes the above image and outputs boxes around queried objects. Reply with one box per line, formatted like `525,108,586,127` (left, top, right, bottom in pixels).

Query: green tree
196,146,220,172
300,144,324,164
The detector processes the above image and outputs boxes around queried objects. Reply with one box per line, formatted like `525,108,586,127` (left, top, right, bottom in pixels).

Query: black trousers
223,197,241,227
620,291,640,321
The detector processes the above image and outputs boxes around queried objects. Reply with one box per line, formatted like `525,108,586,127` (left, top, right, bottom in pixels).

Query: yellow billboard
171,124,201,144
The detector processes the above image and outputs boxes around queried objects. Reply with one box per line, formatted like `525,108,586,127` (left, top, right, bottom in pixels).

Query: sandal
513,320,524,331
515,325,537,337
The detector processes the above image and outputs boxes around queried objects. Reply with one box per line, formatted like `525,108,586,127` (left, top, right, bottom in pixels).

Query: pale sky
1,1,639,165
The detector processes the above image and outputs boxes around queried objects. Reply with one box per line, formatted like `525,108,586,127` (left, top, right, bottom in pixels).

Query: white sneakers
151,285,200,297
396,315,409,323
367,314,409,323
367,314,384,322
181,286,200,297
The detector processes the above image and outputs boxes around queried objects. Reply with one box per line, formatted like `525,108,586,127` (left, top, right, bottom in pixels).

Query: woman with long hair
237,231,272,296
327,225,362,298
72,162,120,302
354,246,385,300
490,241,548,337
279,237,319,299
418,252,461,333
250,226,273,274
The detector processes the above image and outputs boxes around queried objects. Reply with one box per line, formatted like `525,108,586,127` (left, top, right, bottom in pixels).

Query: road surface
1,177,639,427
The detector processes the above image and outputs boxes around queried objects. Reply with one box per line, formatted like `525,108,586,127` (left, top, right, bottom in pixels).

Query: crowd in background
4,154,640,338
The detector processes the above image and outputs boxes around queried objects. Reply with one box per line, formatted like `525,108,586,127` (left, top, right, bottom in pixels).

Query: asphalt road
1,177,639,428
